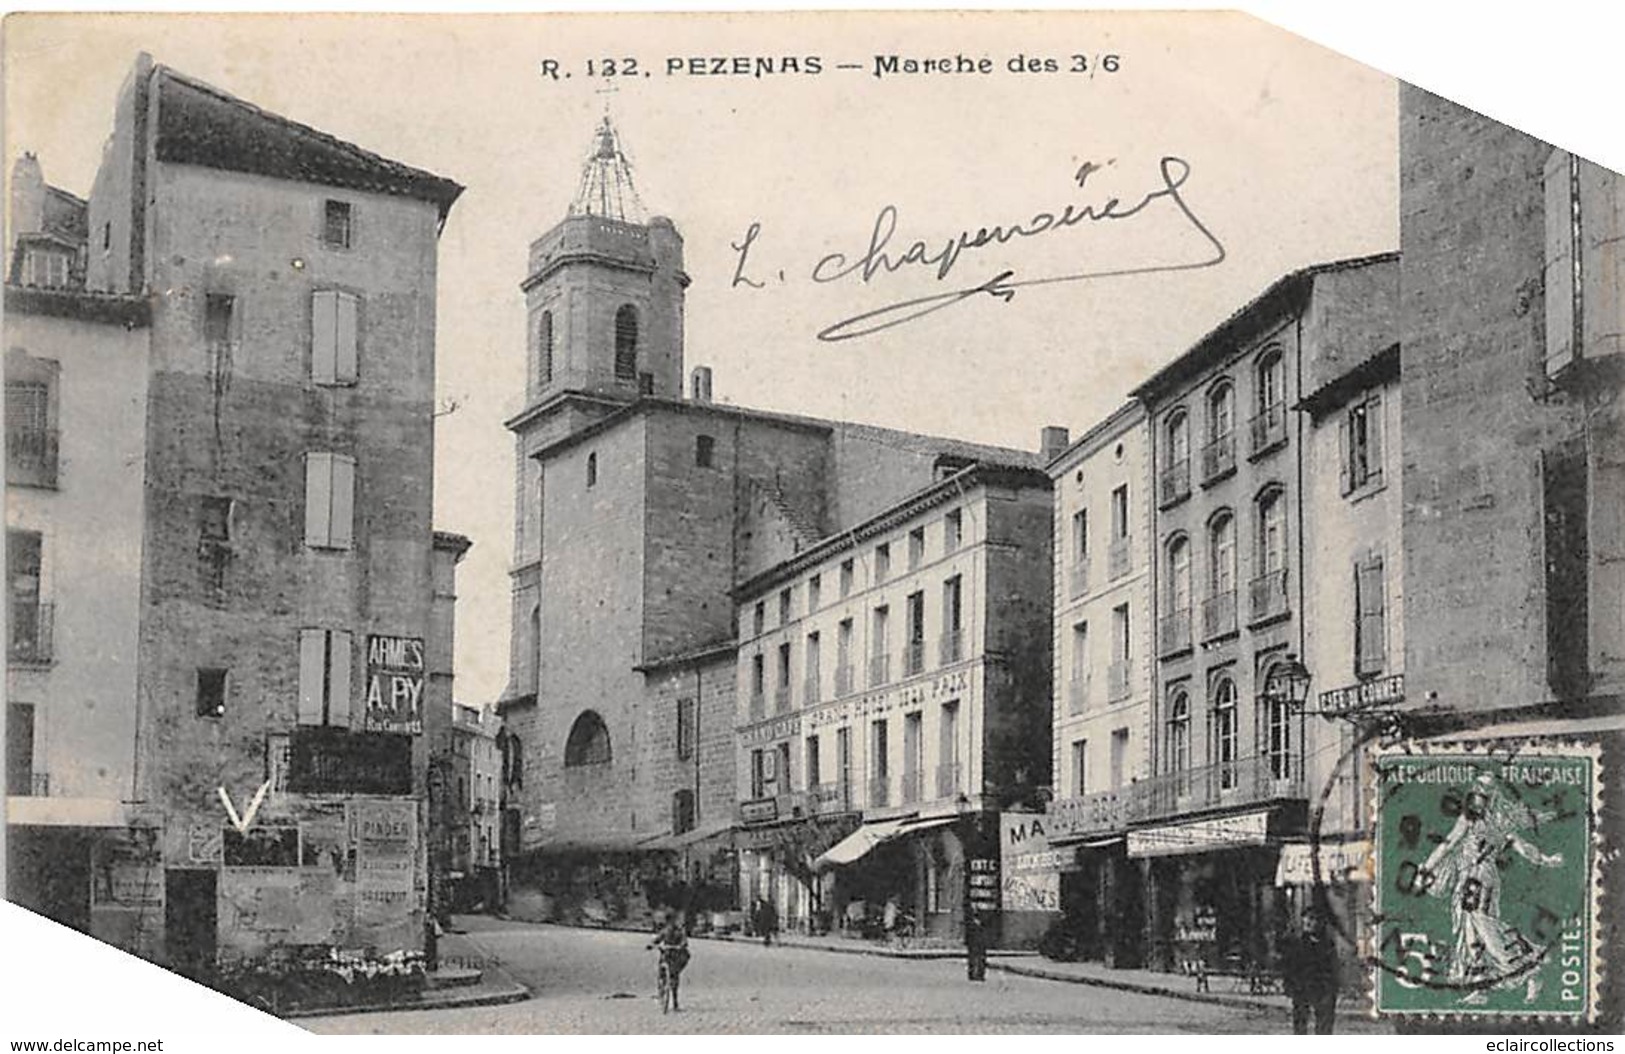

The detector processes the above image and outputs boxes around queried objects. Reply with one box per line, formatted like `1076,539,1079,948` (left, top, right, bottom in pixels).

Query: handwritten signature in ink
728,156,1226,341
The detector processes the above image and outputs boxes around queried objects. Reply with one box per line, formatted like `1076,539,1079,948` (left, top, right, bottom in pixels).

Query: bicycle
648,942,686,1013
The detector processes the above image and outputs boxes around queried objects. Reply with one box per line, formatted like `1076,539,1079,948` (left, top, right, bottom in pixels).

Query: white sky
0,10,1589,709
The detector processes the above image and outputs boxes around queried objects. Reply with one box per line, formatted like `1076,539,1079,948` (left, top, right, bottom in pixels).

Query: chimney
1040,425,1070,463
691,365,713,403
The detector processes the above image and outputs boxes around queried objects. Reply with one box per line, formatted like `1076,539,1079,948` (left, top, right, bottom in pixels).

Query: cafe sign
1126,809,1270,858
740,714,800,747
1317,673,1404,717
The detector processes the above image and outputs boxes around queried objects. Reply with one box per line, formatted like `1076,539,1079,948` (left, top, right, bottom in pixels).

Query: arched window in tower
564,710,612,766
539,310,554,386
586,452,597,488
614,304,639,381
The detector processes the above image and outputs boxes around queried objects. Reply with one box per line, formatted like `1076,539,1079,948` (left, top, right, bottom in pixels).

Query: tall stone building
1396,86,1622,1031
496,118,1047,925
7,54,464,987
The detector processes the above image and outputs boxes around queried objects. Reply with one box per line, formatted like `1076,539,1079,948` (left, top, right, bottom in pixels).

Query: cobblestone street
306,918,1382,1034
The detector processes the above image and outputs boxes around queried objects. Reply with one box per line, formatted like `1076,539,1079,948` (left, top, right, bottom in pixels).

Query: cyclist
647,911,691,1011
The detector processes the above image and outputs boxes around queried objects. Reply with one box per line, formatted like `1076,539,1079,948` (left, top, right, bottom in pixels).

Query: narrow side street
306,918,1383,1034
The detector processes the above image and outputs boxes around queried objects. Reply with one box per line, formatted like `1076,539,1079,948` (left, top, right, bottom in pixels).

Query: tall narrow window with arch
1251,487,1289,623
1250,347,1287,455
1161,411,1191,506
538,310,554,386
564,710,612,766
1203,381,1236,482
1205,510,1238,639
1210,676,1238,791
586,451,598,488
1165,686,1191,797
1262,662,1294,782
614,304,638,381
1160,535,1192,655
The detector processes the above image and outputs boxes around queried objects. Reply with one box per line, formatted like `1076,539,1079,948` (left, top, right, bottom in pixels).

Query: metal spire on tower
568,95,648,223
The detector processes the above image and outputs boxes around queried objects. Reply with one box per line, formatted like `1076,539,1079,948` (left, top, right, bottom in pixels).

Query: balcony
1202,591,1237,640
834,664,855,697
867,775,890,808
6,425,59,488
1108,538,1131,580
776,789,811,820
1107,660,1131,702
1068,560,1090,600
938,630,964,666
935,762,962,800
868,652,890,688
773,685,791,712
1201,434,1236,484
901,769,923,805
803,676,822,706
1130,752,1305,821
1157,610,1191,657
1067,674,1090,715
1158,459,1191,508
1248,568,1290,625
8,601,54,666
1249,404,1286,458
812,781,853,815
903,640,926,677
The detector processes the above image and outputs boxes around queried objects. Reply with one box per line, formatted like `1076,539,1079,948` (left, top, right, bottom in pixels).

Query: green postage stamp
1371,741,1601,1021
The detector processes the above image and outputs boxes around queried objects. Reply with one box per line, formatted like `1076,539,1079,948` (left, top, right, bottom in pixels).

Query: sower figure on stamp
1422,771,1564,1005
1281,902,1340,1034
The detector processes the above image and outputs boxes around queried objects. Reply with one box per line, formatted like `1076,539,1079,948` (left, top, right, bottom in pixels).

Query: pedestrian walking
755,897,778,946
965,910,988,982
1280,905,1341,1034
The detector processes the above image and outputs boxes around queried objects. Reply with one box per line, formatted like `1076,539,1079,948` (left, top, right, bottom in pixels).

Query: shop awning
895,815,959,838
1274,840,1372,887
813,818,909,870
1421,712,1625,742
641,820,736,852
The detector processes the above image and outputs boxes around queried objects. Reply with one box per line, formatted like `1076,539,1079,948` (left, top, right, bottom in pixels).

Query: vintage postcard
2,10,1621,1039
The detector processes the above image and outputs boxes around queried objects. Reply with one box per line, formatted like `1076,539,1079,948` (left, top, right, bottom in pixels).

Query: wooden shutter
297,628,326,724
1580,160,1624,363
304,453,333,546
334,292,359,383
327,629,353,726
312,291,337,385
1544,149,1577,378
1337,411,1351,495
329,455,356,550
1356,556,1386,676
1365,393,1384,484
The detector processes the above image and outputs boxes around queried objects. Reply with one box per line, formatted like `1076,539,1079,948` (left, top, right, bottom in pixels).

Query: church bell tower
518,115,688,441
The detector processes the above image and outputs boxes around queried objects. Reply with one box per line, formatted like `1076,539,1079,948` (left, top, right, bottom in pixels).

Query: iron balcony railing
1133,752,1306,822
935,762,962,800
1107,660,1131,702
834,664,855,697
6,425,59,488
1068,560,1090,600
868,652,890,688
804,676,821,706
1067,674,1090,715
1202,590,1238,640
901,769,923,805
1108,538,1132,580
939,630,964,666
1249,404,1286,456
1159,459,1191,507
867,775,890,808
1249,568,1290,624
1158,609,1191,657
904,640,926,677
1201,433,1236,483
8,601,54,666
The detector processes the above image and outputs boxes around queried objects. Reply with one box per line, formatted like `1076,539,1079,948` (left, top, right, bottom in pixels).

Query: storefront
1130,807,1299,975
815,814,966,940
